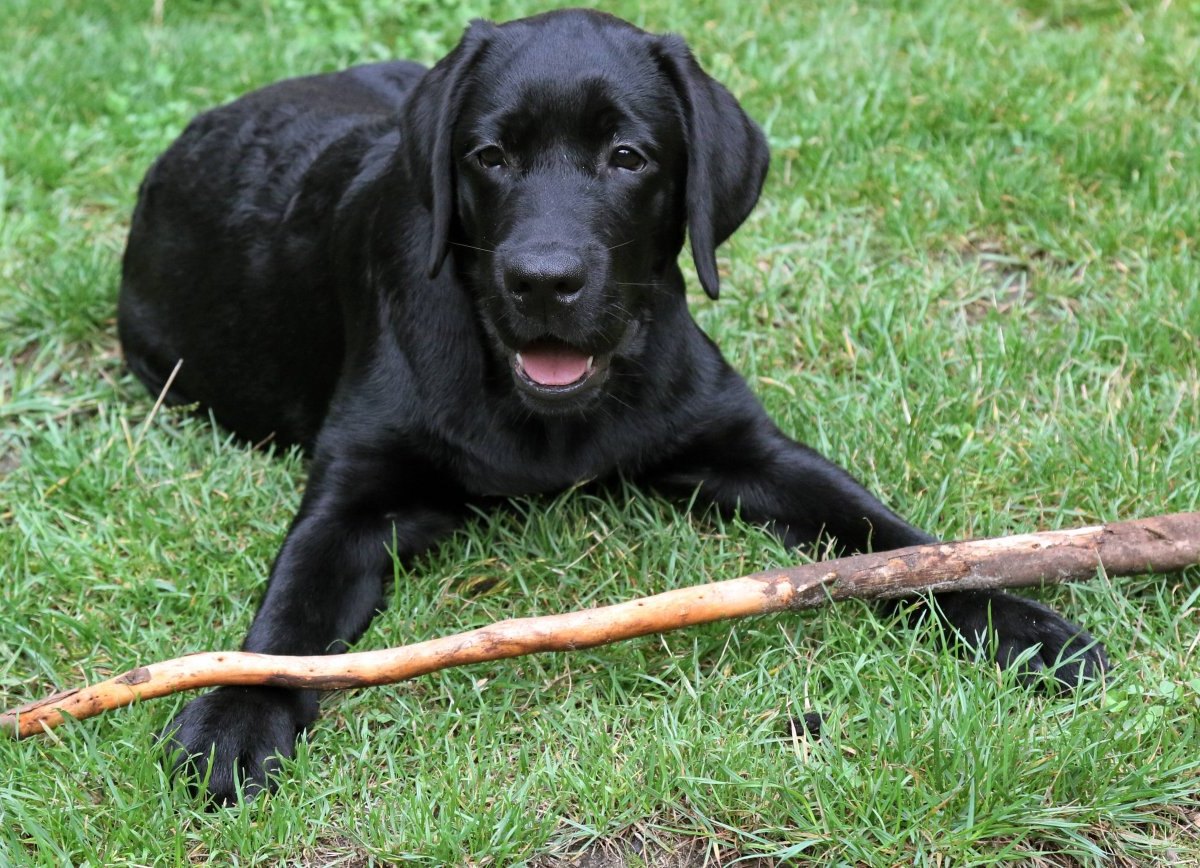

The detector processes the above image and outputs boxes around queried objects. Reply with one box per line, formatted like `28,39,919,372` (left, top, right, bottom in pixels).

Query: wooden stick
4,511,1198,738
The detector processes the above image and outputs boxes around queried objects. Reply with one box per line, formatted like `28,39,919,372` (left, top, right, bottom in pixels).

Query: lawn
2,0,1198,864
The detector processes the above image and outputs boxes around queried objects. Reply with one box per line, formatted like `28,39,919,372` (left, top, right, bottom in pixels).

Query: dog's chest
448,416,651,497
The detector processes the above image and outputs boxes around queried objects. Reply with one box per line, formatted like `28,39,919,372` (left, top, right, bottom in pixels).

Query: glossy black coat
118,9,1106,803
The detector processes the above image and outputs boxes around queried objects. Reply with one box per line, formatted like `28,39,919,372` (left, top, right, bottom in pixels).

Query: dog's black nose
502,249,586,303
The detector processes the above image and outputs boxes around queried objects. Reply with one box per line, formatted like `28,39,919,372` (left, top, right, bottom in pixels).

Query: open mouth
511,338,610,399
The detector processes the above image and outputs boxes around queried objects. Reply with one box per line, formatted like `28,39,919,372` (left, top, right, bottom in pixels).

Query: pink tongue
519,343,589,386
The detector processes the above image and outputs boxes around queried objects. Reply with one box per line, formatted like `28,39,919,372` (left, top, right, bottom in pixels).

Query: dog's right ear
402,20,495,279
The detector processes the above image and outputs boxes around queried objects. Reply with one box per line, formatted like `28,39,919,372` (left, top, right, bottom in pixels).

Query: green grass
2,0,1199,864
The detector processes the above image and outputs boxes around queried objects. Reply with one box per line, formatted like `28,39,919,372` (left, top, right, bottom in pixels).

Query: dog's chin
508,338,612,414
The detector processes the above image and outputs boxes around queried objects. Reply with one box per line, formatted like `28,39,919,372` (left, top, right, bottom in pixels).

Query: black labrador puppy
117,9,1106,802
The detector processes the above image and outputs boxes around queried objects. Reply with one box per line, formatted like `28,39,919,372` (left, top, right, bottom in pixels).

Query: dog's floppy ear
655,35,769,300
403,20,495,279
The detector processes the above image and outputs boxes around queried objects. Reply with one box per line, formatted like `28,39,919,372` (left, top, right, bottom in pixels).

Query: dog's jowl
118,9,1107,802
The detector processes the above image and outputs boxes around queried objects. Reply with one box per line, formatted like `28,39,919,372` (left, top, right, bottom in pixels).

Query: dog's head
402,9,769,413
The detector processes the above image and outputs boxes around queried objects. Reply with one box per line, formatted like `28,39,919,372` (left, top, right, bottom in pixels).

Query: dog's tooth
515,352,524,369
586,356,594,372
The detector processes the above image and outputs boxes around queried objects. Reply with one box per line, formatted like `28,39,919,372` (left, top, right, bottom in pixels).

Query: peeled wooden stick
4,511,1198,738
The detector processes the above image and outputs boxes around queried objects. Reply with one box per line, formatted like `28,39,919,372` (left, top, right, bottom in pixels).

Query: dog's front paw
932,590,1108,691
159,686,318,804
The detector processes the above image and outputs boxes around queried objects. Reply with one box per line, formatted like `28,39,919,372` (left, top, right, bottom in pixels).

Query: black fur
117,9,1106,803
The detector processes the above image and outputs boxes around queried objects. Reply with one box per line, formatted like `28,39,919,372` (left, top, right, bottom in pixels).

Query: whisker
450,241,497,254
606,392,636,413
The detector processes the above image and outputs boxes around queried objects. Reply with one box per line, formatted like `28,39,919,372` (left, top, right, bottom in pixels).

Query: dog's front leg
160,445,462,804
648,412,934,554
646,390,1106,689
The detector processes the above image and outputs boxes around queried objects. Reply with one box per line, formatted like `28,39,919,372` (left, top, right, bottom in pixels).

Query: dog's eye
476,146,507,169
610,146,646,172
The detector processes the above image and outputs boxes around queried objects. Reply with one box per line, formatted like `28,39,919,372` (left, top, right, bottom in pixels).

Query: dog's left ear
655,36,770,300
403,20,496,279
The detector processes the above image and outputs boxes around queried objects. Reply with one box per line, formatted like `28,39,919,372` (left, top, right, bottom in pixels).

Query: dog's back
118,61,425,449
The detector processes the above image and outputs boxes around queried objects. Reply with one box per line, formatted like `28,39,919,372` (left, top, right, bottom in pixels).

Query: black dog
118,9,1106,803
